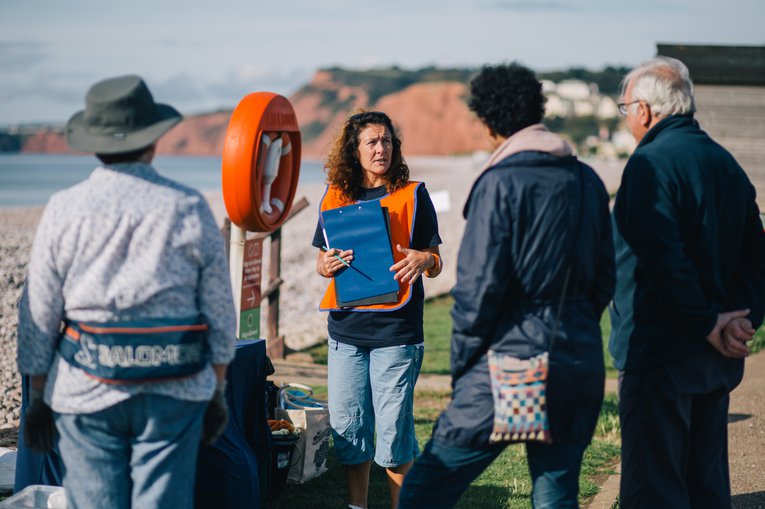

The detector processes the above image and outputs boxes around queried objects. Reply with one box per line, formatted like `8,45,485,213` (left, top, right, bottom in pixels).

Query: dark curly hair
325,110,409,204
468,63,546,138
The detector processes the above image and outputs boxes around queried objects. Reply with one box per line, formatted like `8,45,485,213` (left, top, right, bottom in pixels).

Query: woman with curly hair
399,63,614,508
312,110,442,509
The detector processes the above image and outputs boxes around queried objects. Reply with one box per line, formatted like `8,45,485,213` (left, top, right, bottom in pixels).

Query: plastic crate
0,485,65,508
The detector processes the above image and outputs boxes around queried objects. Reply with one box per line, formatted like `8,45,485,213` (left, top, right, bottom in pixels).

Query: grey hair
621,56,696,116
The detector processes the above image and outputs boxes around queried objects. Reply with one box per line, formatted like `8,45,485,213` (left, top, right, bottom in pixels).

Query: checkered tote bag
487,168,582,445
487,350,551,443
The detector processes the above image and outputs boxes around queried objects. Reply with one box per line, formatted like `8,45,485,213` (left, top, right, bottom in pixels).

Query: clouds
1,68,92,106
479,0,686,12
480,1,576,12
1,0,763,124
0,65,313,124
153,66,313,114
0,41,48,71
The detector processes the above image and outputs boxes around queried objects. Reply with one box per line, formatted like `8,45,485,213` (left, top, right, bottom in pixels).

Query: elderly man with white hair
609,56,765,508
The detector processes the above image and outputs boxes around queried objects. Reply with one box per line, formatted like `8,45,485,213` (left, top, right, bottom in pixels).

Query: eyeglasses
617,100,642,116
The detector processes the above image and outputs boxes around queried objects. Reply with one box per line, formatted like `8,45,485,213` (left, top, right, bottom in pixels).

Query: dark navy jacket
609,115,765,374
433,150,614,448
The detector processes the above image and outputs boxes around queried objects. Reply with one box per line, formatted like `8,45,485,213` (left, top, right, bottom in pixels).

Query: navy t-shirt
312,183,442,347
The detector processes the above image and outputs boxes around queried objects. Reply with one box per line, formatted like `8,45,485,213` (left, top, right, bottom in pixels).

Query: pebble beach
0,156,482,431
0,208,34,430
0,155,623,432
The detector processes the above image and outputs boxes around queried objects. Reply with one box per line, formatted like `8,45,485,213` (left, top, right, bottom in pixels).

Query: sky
2,0,763,125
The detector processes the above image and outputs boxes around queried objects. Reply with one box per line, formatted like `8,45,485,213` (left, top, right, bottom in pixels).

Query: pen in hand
320,245,351,267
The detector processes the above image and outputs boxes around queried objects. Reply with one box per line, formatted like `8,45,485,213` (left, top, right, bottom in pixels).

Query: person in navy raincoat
399,63,615,509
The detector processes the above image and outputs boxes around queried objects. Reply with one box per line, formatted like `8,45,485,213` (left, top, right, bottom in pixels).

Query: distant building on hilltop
541,77,624,158
556,80,594,101
542,78,619,120
657,43,765,207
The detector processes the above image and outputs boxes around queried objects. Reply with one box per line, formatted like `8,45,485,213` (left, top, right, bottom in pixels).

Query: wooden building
657,44,765,207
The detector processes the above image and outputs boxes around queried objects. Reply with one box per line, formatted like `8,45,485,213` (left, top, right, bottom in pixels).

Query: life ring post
222,92,303,351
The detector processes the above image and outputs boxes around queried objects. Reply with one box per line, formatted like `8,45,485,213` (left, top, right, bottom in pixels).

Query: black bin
269,434,299,499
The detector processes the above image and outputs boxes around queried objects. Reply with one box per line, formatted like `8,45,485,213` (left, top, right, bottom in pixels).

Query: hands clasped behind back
706,309,755,358
722,315,756,356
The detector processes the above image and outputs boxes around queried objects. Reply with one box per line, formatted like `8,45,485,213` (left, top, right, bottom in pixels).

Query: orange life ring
222,92,302,232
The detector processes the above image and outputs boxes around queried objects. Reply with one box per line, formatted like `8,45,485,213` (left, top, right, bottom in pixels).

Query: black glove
202,380,228,445
23,386,56,453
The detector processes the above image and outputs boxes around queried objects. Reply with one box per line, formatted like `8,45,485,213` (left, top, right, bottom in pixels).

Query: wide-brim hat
66,75,182,154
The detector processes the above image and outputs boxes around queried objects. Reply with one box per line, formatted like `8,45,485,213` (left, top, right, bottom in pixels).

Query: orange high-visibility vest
319,181,421,312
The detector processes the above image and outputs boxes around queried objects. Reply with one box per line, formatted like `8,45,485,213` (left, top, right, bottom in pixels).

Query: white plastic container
0,485,66,508
0,447,17,494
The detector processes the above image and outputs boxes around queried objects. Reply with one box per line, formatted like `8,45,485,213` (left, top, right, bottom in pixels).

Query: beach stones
0,224,31,433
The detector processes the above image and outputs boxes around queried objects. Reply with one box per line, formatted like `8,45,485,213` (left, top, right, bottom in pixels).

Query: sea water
0,154,325,208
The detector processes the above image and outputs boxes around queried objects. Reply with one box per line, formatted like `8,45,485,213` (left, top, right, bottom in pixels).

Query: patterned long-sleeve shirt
17,162,236,414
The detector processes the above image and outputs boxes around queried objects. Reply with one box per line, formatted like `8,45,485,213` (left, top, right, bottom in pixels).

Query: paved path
729,350,765,508
273,351,765,508
587,350,765,509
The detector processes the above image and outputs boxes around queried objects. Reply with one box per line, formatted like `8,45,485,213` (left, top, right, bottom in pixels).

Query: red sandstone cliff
19,69,491,159
157,111,230,156
20,113,232,157
21,130,69,153
374,82,490,155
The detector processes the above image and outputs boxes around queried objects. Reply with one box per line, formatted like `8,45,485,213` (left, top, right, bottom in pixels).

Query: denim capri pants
327,337,424,468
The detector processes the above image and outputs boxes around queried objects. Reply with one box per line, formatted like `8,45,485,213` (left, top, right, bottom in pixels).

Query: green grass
301,295,454,374
295,296,765,508
600,311,618,378
309,294,765,383
304,295,621,377
750,325,765,354
271,388,620,508
303,340,328,365
420,295,454,374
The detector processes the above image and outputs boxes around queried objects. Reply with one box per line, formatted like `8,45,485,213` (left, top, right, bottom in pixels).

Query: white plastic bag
275,383,330,484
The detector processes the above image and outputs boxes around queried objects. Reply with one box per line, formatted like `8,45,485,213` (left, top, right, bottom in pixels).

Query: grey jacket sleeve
588,187,615,317
17,202,66,375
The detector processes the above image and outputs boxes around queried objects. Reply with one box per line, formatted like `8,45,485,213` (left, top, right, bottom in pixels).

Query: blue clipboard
321,200,399,307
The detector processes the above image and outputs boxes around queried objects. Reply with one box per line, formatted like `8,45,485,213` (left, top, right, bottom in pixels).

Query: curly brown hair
325,110,409,203
468,63,545,137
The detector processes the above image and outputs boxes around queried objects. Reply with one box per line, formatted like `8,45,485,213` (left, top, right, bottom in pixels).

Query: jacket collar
464,126,578,219
638,114,697,148
479,123,573,173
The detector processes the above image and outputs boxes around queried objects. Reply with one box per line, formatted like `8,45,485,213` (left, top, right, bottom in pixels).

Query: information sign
238,237,263,340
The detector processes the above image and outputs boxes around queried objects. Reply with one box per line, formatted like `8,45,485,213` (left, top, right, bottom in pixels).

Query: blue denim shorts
327,337,424,468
